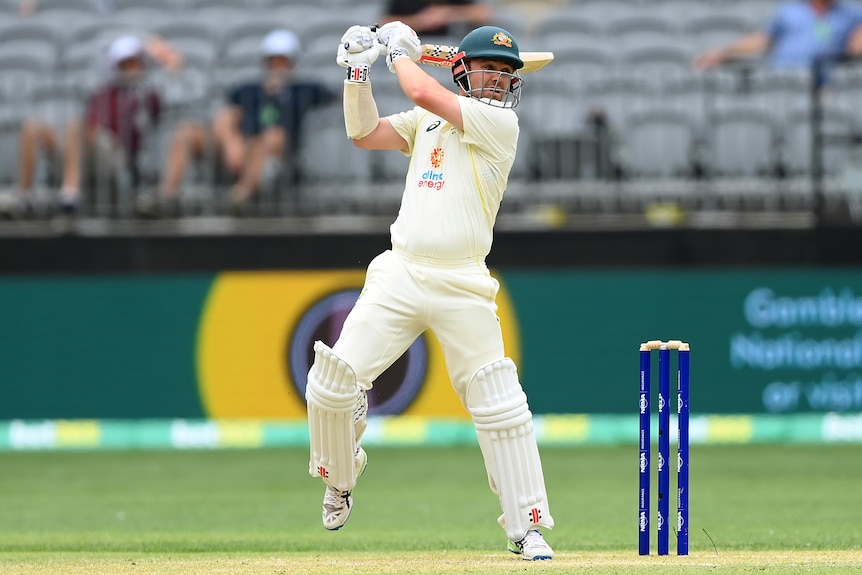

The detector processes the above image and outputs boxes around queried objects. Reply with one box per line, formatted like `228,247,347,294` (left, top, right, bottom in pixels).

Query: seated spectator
694,0,862,74
152,29,337,217
379,0,493,39
13,33,180,218
54,35,167,215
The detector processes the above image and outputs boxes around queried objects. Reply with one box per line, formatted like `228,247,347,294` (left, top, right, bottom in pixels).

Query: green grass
1,444,861,574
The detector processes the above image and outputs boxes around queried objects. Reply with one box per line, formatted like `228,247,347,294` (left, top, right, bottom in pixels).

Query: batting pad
305,341,361,492
466,358,554,542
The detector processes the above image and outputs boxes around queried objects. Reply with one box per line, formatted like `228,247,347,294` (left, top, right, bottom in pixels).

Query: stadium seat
660,70,719,131
151,21,222,71
683,12,758,54
778,107,859,176
605,14,681,53
102,6,173,29
532,11,603,52
0,53,57,106
618,107,699,178
748,68,812,125
544,45,616,90
0,23,60,71
0,120,19,189
110,0,177,12
619,45,694,87
581,74,657,130
561,0,642,29
706,107,781,177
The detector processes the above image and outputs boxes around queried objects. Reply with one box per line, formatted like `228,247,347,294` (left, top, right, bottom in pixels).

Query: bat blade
520,52,554,73
418,44,554,74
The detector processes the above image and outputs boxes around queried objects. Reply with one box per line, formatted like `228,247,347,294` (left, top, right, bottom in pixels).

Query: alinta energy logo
288,289,428,415
430,147,444,168
420,147,445,190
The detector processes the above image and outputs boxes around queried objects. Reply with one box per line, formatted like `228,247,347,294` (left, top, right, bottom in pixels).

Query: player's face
466,58,516,102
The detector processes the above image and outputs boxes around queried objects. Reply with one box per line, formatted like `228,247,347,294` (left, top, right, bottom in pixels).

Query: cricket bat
416,43,554,73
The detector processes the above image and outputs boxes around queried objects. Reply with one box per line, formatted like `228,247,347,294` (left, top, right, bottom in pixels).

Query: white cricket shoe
322,486,353,531
507,529,554,560
321,448,367,531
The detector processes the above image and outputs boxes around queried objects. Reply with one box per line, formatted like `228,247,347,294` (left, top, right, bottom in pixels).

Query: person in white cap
153,29,337,217
45,35,164,216
11,31,181,219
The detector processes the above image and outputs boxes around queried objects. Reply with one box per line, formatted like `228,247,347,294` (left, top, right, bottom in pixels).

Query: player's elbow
352,136,372,149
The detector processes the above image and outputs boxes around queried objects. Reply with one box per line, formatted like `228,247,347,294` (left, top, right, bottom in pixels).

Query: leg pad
466,358,554,542
306,341,361,492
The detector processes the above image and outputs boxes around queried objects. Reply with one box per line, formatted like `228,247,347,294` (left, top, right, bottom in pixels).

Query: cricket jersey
386,96,519,260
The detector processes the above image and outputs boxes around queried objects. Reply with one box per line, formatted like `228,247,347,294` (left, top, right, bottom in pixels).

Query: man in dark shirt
153,29,336,216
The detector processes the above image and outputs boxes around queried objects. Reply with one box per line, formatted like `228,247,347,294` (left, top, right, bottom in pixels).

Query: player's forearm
394,57,437,105
343,78,380,140
393,58,463,130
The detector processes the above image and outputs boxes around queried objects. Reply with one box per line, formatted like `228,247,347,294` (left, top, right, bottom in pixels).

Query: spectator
152,29,337,217
53,35,168,215
694,0,862,73
13,33,180,218
379,0,493,39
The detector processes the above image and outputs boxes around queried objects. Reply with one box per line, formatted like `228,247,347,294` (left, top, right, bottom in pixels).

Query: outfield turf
1,444,861,574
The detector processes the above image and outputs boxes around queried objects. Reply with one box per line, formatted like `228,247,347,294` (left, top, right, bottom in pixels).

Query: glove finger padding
340,25,378,52
336,41,382,69
378,22,421,73
377,21,413,46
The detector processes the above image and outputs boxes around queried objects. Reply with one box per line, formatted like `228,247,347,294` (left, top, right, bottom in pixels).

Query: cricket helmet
451,26,523,108
456,26,524,70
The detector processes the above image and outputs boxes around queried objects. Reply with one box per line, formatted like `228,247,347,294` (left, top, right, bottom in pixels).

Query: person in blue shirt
150,29,336,216
694,0,862,73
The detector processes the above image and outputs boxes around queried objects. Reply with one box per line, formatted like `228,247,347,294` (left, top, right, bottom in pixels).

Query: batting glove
336,25,381,83
377,21,421,73
339,25,378,57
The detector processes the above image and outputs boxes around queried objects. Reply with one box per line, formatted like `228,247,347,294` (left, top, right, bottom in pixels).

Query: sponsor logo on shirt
419,170,445,190
430,147,444,168
419,147,445,190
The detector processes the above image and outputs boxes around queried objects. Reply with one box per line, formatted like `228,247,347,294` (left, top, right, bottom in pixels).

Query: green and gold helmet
451,26,523,108
456,25,523,70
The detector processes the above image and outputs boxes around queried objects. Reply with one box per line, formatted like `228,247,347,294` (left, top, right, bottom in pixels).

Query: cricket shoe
507,529,554,560
322,448,367,531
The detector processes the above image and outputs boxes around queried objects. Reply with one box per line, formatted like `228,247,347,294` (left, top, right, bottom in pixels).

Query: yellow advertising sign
196,270,521,419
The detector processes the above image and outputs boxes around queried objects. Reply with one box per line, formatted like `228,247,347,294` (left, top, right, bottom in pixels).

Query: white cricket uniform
332,96,519,401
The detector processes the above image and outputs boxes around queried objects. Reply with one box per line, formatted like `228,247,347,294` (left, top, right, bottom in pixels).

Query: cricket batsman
304,21,555,560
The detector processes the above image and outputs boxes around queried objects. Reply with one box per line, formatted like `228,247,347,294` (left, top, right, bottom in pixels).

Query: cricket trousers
332,247,506,402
